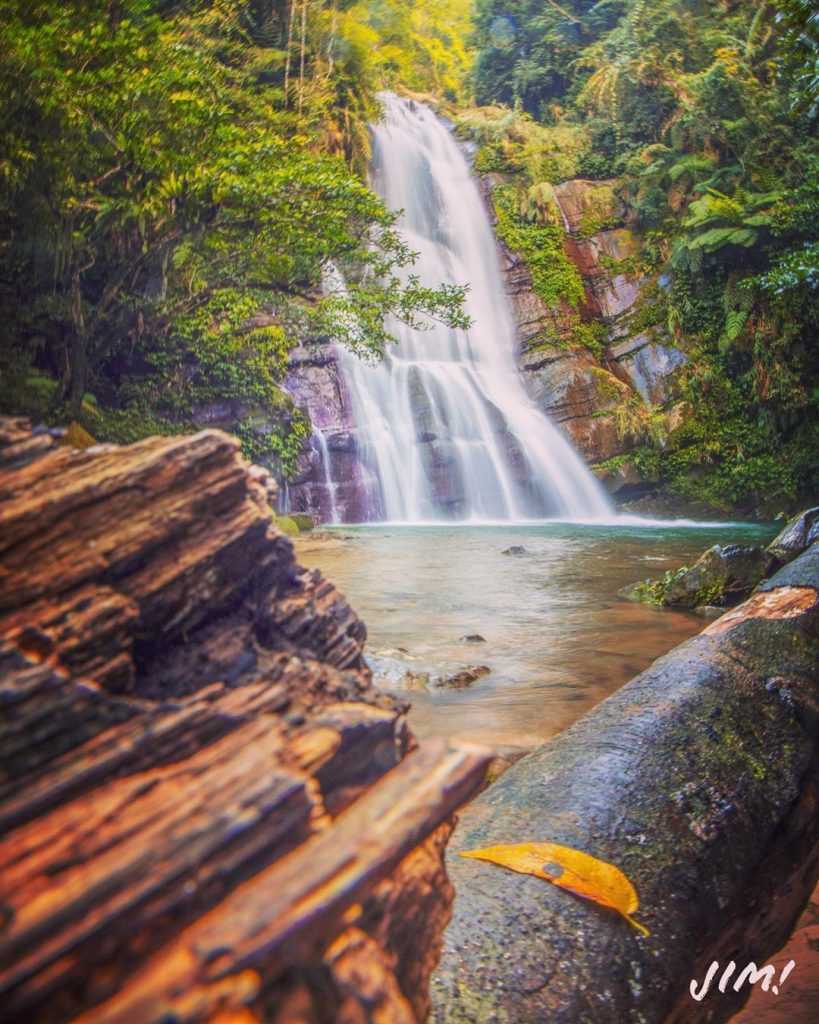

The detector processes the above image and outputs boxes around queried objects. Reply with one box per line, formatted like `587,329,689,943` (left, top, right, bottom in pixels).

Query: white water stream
332,92,612,523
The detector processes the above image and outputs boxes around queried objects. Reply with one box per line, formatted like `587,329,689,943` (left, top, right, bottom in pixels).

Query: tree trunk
67,269,88,418
283,0,296,109
298,0,308,114
327,0,338,76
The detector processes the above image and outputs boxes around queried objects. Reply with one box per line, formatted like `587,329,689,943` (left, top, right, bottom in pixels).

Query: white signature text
690,959,796,1001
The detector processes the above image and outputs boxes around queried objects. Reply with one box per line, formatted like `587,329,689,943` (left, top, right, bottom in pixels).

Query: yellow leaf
460,842,649,937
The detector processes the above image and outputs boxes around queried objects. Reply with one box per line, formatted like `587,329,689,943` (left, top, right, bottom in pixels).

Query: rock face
433,543,819,1023
0,417,489,1024
283,343,370,522
485,174,689,473
519,344,630,464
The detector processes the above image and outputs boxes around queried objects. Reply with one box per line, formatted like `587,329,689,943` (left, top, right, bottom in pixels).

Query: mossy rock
273,514,300,537
289,513,315,532
626,544,776,610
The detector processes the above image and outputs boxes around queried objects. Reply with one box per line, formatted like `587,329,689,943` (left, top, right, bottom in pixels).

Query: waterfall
334,92,612,523
313,428,340,525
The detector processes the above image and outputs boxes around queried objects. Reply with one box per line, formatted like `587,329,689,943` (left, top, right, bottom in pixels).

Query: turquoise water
298,521,776,752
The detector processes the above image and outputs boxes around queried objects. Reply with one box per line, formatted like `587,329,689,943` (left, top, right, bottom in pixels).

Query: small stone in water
502,546,527,556
434,665,491,689
461,634,487,644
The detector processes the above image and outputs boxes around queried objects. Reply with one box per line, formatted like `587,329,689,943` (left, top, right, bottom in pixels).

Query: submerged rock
434,665,491,689
402,670,432,692
460,634,487,644
502,545,527,556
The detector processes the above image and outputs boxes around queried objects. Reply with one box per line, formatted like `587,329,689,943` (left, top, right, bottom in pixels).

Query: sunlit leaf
461,842,650,937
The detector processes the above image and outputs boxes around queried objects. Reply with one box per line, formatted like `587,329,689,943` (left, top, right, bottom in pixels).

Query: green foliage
349,0,474,102
774,0,819,116
628,566,690,607
492,184,584,307
454,106,589,182
0,0,468,476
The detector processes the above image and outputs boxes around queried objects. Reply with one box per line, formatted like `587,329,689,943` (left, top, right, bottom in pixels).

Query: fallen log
0,419,491,1024
433,543,819,1023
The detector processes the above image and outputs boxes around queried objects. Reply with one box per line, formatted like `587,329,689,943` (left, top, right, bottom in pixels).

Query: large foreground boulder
0,418,489,1024
433,543,819,1023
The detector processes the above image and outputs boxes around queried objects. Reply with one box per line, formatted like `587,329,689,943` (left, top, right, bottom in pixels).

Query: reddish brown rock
0,419,490,1024
520,346,631,463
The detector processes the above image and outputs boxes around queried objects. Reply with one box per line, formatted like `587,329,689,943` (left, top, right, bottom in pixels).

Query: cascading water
334,92,612,523
313,428,340,525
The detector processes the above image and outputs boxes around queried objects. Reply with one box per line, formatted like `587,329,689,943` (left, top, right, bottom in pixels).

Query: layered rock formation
0,418,489,1023
283,344,368,523
492,175,689,482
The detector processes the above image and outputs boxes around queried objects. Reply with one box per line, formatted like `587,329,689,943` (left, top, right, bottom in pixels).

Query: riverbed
297,519,776,753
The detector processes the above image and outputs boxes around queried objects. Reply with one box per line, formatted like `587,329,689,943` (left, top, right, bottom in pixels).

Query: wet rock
593,457,650,499
403,670,432,693
767,507,819,564
433,545,819,1023
609,332,688,406
419,439,467,513
433,666,491,690
665,544,776,608
460,634,487,644
521,348,631,464
634,544,776,610
502,545,527,556
282,344,370,523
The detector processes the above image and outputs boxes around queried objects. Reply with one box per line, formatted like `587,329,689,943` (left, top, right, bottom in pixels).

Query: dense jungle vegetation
464,0,819,511
0,0,471,470
1,0,817,509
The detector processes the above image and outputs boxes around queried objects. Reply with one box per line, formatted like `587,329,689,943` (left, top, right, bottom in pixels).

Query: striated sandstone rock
0,419,490,1024
520,347,631,463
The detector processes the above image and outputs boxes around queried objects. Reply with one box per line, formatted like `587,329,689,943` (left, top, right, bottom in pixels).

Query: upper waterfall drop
334,93,612,523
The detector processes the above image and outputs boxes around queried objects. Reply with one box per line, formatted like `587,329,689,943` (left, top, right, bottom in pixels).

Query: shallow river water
297,520,776,752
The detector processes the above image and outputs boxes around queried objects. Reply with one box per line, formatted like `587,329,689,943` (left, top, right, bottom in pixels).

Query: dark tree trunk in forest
67,270,89,418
